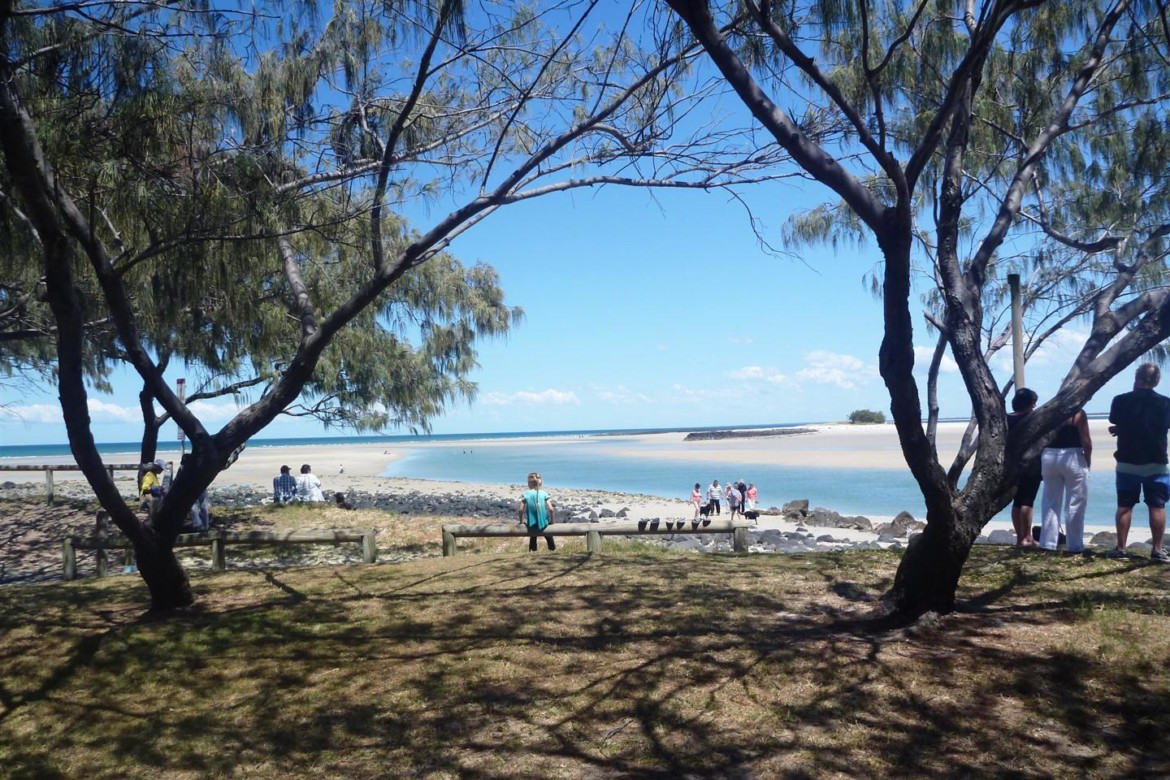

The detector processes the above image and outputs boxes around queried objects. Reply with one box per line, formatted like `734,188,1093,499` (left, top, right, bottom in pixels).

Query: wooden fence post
45,469,54,505
733,526,749,553
211,536,226,571
586,530,602,553
442,529,456,557
361,532,377,564
63,537,76,581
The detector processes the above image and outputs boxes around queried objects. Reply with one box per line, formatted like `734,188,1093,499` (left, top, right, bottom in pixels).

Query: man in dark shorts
1106,363,1170,562
1007,388,1041,546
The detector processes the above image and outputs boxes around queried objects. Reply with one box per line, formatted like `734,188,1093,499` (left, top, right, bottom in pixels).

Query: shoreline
0,420,1133,540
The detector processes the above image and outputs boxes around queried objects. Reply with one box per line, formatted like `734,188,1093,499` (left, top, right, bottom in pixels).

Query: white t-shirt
296,473,324,502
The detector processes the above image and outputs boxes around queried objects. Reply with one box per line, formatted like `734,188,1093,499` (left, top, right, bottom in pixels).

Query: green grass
2,535,1170,778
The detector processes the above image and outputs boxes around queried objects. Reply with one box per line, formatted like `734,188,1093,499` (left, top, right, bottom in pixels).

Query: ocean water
2,424,1129,534
379,434,1124,533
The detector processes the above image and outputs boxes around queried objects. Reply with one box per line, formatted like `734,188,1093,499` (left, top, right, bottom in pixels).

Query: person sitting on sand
518,472,556,551
296,463,325,502
139,459,166,509
691,483,704,520
273,465,297,504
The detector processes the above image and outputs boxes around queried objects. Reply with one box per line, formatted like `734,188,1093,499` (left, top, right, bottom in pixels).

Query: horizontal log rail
0,463,162,505
442,518,753,556
63,527,378,580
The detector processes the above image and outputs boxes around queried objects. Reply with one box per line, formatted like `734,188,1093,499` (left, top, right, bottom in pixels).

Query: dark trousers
710,499,721,515
529,533,556,551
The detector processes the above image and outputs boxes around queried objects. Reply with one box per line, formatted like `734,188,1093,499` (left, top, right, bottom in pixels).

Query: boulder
987,529,1016,545
808,506,842,527
892,511,919,531
598,508,617,518
838,515,873,531
1090,531,1119,548
782,499,809,517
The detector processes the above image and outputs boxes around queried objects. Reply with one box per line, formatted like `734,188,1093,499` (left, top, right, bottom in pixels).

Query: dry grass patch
1,546,1169,778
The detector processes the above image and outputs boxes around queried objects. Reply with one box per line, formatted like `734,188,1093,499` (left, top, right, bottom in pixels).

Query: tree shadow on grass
1,550,1169,778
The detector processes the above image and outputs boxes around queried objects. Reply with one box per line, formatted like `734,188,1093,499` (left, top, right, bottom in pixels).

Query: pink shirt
691,488,703,505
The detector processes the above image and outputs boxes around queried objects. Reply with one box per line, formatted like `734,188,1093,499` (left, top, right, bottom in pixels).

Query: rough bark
887,501,989,617
134,523,195,610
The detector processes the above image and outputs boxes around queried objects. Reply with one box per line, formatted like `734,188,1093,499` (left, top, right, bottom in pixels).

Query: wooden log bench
441,518,753,557
62,528,379,580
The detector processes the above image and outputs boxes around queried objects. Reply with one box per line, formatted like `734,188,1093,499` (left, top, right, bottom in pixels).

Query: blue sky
0,175,1143,447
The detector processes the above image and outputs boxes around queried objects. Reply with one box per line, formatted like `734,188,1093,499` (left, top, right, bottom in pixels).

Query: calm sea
1,422,1124,532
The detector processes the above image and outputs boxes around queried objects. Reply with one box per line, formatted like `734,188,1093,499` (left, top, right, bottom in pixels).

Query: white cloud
0,403,64,423
480,389,580,406
186,399,250,425
793,350,877,390
913,345,959,374
726,366,793,386
728,337,754,345
0,396,257,428
593,385,653,405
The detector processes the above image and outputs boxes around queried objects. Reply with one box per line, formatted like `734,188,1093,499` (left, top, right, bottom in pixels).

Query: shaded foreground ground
2,534,1170,777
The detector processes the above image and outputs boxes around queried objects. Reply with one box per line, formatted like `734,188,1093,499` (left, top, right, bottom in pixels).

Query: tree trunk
888,502,987,619
135,528,194,611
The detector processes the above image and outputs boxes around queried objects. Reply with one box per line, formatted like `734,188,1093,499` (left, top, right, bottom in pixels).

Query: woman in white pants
1040,409,1093,552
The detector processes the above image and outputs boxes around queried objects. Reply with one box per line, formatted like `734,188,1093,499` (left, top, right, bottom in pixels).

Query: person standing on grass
691,482,704,520
1039,407,1092,554
518,472,556,551
1106,363,1170,562
707,479,722,515
1007,388,1042,547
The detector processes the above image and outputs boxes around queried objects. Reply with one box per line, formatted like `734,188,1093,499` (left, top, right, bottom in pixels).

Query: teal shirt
522,489,551,531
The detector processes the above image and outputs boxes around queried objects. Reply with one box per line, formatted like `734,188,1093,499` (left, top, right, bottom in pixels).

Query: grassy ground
2,507,1170,778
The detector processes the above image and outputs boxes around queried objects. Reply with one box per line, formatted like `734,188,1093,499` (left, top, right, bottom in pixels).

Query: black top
1048,418,1083,449
1110,388,1170,465
1007,411,1042,478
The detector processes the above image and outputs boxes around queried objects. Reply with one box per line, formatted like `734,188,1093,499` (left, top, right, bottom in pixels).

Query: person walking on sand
691,483,704,520
518,472,556,551
707,479,722,516
1106,363,1170,562
1039,407,1092,553
1007,388,1042,547
726,480,742,519
745,483,758,512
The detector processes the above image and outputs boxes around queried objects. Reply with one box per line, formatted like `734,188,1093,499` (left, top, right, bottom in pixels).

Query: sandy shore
3,420,1117,528
2,419,1141,546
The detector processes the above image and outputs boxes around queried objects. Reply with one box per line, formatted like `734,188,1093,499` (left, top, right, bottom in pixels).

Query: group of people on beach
691,479,758,521
272,463,353,508
1009,363,1170,563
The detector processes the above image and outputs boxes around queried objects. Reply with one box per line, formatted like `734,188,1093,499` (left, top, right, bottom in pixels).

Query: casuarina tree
663,0,1170,620
0,0,784,609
